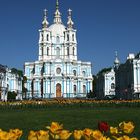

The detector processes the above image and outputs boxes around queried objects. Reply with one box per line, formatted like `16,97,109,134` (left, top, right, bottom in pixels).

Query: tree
11,68,23,77
7,91,17,101
92,75,97,97
22,76,27,99
97,67,112,76
41,79,43,98
87,90,95,98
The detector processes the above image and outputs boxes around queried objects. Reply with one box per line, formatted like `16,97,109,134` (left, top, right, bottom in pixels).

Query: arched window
73,70,76,76
47,47,49,56
56,47,60,57
111,83,115,89
47,34,49,41
64,32,65,40
82,71,86,77
41,47,43,56
73,47,75,56
67,47,69,56
67,34,69,41
41,34,43,41
72,34,74,41
83,85,86,93
74,85,77,94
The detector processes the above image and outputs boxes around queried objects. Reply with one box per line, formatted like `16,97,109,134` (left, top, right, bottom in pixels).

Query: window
47,34,49,41
73,47,75,55
41,34,43,41
42,47,43,56
41,63,45,75
74,85,76,94
32,67,35,74
72,34,74,41
67,47,69,56
56,47,60,57
56,36,60,43
83,85,86,93
67,34,69,41
82,71,86,77
64,32,65,40
36,66,39,75
73,70,76,76
47,47,49,56
111,83,115,89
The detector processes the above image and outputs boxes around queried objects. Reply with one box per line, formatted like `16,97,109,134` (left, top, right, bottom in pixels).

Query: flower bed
1,99,140,109
0,121,138,140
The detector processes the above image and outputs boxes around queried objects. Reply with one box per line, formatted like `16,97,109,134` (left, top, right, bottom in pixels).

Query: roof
49,23,66,36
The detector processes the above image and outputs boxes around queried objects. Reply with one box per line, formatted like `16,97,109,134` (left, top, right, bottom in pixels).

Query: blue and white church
24,0,93,99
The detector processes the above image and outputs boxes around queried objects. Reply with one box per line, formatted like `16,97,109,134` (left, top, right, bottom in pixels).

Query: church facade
0,65,22,101
24,0,93,99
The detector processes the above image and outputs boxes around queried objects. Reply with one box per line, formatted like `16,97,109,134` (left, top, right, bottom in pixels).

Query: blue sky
0,0,140,74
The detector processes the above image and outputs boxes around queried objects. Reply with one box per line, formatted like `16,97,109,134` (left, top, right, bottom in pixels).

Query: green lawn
0,107,139,139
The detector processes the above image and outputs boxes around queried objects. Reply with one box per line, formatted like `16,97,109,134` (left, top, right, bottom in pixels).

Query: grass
0,107,139,139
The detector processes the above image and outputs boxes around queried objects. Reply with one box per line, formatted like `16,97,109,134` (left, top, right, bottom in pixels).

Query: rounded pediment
54,58,62,62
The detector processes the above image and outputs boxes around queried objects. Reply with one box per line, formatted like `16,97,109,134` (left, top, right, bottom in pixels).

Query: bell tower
65,9,77,61
38,9,51,61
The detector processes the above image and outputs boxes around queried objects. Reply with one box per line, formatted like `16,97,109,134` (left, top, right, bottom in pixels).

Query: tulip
37,130,49,140
50,132,60,139
98,121,109,133
9,129,23,139
83,128,93,140
110,127,118,135
91,130,103,140
113,135,138,140
73,130,83,140
0,130,8,140
119,121,134,134
59,130,72,140
28,130,37,140
46,122,63,134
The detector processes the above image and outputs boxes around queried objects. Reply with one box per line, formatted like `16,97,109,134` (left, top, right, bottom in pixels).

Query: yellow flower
37,130,49,140
50,132,60,139
28,130,37,140
101,137,111,140
119,121,134,134
9,128,23,139
130,138,138,140
83,128,93,140
113,135,138,140
122,135,131,140
59,130,72,140
91,130,103,140
0,130,8,140
7,131,19,140
73,130,83,140
46,122,63,134
110,127,118,135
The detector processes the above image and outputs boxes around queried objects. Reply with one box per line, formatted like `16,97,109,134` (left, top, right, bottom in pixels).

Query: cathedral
24,0,93,99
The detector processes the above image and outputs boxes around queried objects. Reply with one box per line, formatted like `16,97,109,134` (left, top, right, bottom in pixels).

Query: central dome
49,23,66,36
